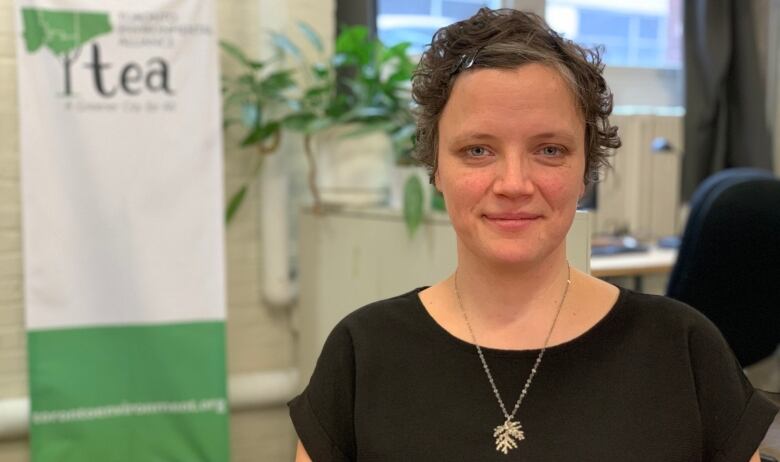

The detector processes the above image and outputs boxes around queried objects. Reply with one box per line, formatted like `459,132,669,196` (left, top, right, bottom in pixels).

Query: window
545,0,684,109
377,0,502,54
373,0,684,109
545,0,682,69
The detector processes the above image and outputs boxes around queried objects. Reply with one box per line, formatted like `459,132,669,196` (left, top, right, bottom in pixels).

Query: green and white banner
14,1,229,461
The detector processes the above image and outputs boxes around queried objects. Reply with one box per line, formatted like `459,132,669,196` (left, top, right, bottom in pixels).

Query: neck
452,243,571,325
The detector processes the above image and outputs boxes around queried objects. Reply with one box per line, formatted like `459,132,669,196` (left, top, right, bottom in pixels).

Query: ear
578,181,586,200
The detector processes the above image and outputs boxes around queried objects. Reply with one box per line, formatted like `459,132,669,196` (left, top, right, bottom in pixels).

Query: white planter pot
313,126,392,207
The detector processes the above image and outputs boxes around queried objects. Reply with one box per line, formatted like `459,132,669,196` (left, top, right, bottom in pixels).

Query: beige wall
0,1,333,461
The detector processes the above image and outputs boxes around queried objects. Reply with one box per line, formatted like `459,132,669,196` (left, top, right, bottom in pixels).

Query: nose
492,155,535,198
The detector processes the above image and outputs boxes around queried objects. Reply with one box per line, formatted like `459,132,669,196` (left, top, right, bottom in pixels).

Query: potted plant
220,23,429,234
219,39,296,222
281,24,429,233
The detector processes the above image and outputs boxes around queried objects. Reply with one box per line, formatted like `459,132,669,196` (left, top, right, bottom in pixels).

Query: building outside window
377,0,502,54
375,0,683,109
545,0,683,109
546,0,682,69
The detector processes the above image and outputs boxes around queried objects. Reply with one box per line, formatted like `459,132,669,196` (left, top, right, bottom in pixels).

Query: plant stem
252,129,281,177
258,129,281,155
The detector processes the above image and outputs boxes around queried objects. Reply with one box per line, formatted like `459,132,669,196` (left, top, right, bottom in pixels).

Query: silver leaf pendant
493,418,525,454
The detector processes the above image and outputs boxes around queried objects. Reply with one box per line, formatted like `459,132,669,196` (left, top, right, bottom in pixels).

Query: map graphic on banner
21,8,112,55
14,1,229,461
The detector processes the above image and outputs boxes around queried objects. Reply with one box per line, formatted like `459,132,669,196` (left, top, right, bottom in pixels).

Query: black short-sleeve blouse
289,287,778,461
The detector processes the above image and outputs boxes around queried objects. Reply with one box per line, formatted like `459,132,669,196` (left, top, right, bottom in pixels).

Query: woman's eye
540,146,564,157
466,146,489,157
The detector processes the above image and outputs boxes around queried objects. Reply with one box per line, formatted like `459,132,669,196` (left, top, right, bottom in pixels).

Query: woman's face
435,63,586,268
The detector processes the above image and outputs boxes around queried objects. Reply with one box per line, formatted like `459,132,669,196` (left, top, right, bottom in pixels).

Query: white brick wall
0,0,24,407
0,1,334,460
0,0,29,457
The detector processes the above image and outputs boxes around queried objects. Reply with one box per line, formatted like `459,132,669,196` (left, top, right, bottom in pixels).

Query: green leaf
307,116,337,133
271,31,302,59
335,25,371,65
386,61,414,85
324,95,351,120
383,76,408,93
259,70,296,96
282,112,317,132
237,74,256,89
311,62,329,79
226,185,248,223
403,174,424,236
240,121,280,147
383,41,412,60
297,21,323,53
303,85,329,103
220,40,264,70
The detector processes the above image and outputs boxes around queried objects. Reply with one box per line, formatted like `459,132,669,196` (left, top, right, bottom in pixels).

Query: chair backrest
667,168,780,367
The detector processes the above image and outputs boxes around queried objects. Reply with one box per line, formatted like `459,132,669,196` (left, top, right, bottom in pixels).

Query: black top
289,287,778,462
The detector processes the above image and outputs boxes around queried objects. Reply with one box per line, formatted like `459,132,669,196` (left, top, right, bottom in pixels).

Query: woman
289,8,778,461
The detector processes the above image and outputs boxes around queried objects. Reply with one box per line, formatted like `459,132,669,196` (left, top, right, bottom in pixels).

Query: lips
482,212,541,231
483,212,542,220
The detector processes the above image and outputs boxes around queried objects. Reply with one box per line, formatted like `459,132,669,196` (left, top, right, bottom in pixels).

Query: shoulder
303,288,430,390
616,288,722,335
572,272,715,343
613,290,778,460
322,288,439,371
335,287,428,339
597,287,736,358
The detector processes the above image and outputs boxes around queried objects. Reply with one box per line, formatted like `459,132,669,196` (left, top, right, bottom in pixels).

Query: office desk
591,246,677,278
590,246,677,292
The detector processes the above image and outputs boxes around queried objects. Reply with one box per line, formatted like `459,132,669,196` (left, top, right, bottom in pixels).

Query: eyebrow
527,131,579,144
446,130,579,146
446,132,499,146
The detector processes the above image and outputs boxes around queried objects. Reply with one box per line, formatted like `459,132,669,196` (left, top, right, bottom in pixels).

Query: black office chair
667,168,780,368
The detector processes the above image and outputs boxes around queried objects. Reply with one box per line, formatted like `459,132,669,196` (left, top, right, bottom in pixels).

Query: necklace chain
453,264,571,422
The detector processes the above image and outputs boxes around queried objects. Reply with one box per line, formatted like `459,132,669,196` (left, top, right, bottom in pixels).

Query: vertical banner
14,1,229,461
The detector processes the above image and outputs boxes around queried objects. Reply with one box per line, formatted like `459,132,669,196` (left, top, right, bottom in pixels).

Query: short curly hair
412,8,620,184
